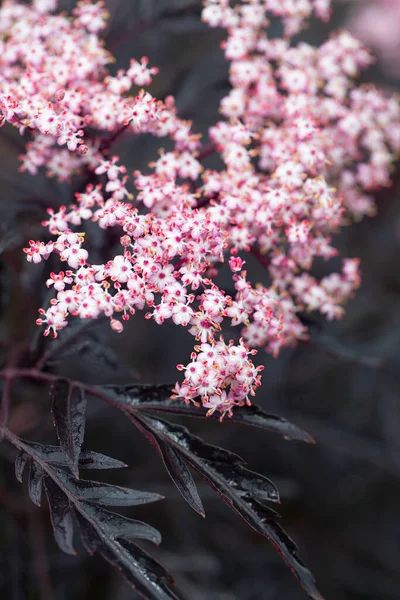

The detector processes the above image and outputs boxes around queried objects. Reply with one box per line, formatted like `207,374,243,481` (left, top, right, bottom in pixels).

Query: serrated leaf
76,517,178,600
52,382,87,478
160,442,205,517
56,471,164,506
82,503,162,545
106,383,314,443
15,451,28,483
78,450,127,470
123,418,205,517
128,413,323,600
221,404,315,443
44,478,76,555
28,460,44,506
134,415,279,503
19,441,127,470
8,436,176,600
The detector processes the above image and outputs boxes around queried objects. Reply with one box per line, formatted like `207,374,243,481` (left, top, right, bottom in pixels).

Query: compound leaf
9,436,177,600
126,412,323,600
106,383,314,443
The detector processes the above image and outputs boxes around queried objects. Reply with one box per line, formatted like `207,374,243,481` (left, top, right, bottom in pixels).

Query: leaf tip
284,431,316,444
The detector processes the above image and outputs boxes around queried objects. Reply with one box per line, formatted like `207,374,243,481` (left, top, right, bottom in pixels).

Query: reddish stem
250,246,270,271
197,143,217,162
99,123,131,155
196,192,219,210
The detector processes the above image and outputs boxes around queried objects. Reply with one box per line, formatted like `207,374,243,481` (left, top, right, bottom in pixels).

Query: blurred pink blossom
347,0,400,77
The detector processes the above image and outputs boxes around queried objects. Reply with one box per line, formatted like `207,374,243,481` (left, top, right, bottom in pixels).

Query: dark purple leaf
78,513,98,555
55,471,164,506
10,438,174,600
15,451,28,483
76,517,178,600
218,404,315,443
129,413,323,600
124,417,205,517
82,503,162,545
78,450,127,470
44,478,76,555
100,536,179,600
160,442,205,517
28,460,44,507
134,415,279,503
106,383,314,443
52,382,87,478
19,441,127,470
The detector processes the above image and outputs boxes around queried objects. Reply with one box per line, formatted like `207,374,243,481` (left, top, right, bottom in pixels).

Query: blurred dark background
1,1,400,599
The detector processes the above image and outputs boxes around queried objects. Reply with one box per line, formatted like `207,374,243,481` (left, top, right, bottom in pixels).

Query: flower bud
55,89,65,102
110,319,123,333
78,144,89,155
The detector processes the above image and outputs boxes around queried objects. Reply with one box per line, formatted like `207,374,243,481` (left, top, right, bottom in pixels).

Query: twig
99,123,131,156
0,368,132,417
195,192,218,210
250,246,270,271
197,143,217,162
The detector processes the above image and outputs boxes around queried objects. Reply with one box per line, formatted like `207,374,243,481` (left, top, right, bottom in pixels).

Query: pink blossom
11,0,398,418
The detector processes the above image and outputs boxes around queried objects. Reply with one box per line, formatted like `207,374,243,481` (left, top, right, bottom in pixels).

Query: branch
99,123,131,156
197,143,217,162
250,246,270,271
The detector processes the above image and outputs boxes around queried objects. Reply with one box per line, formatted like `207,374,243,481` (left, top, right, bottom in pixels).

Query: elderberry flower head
7,0,397,418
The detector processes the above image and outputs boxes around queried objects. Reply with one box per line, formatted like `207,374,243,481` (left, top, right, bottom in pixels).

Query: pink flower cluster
174,339,263,417
0,0,394,418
